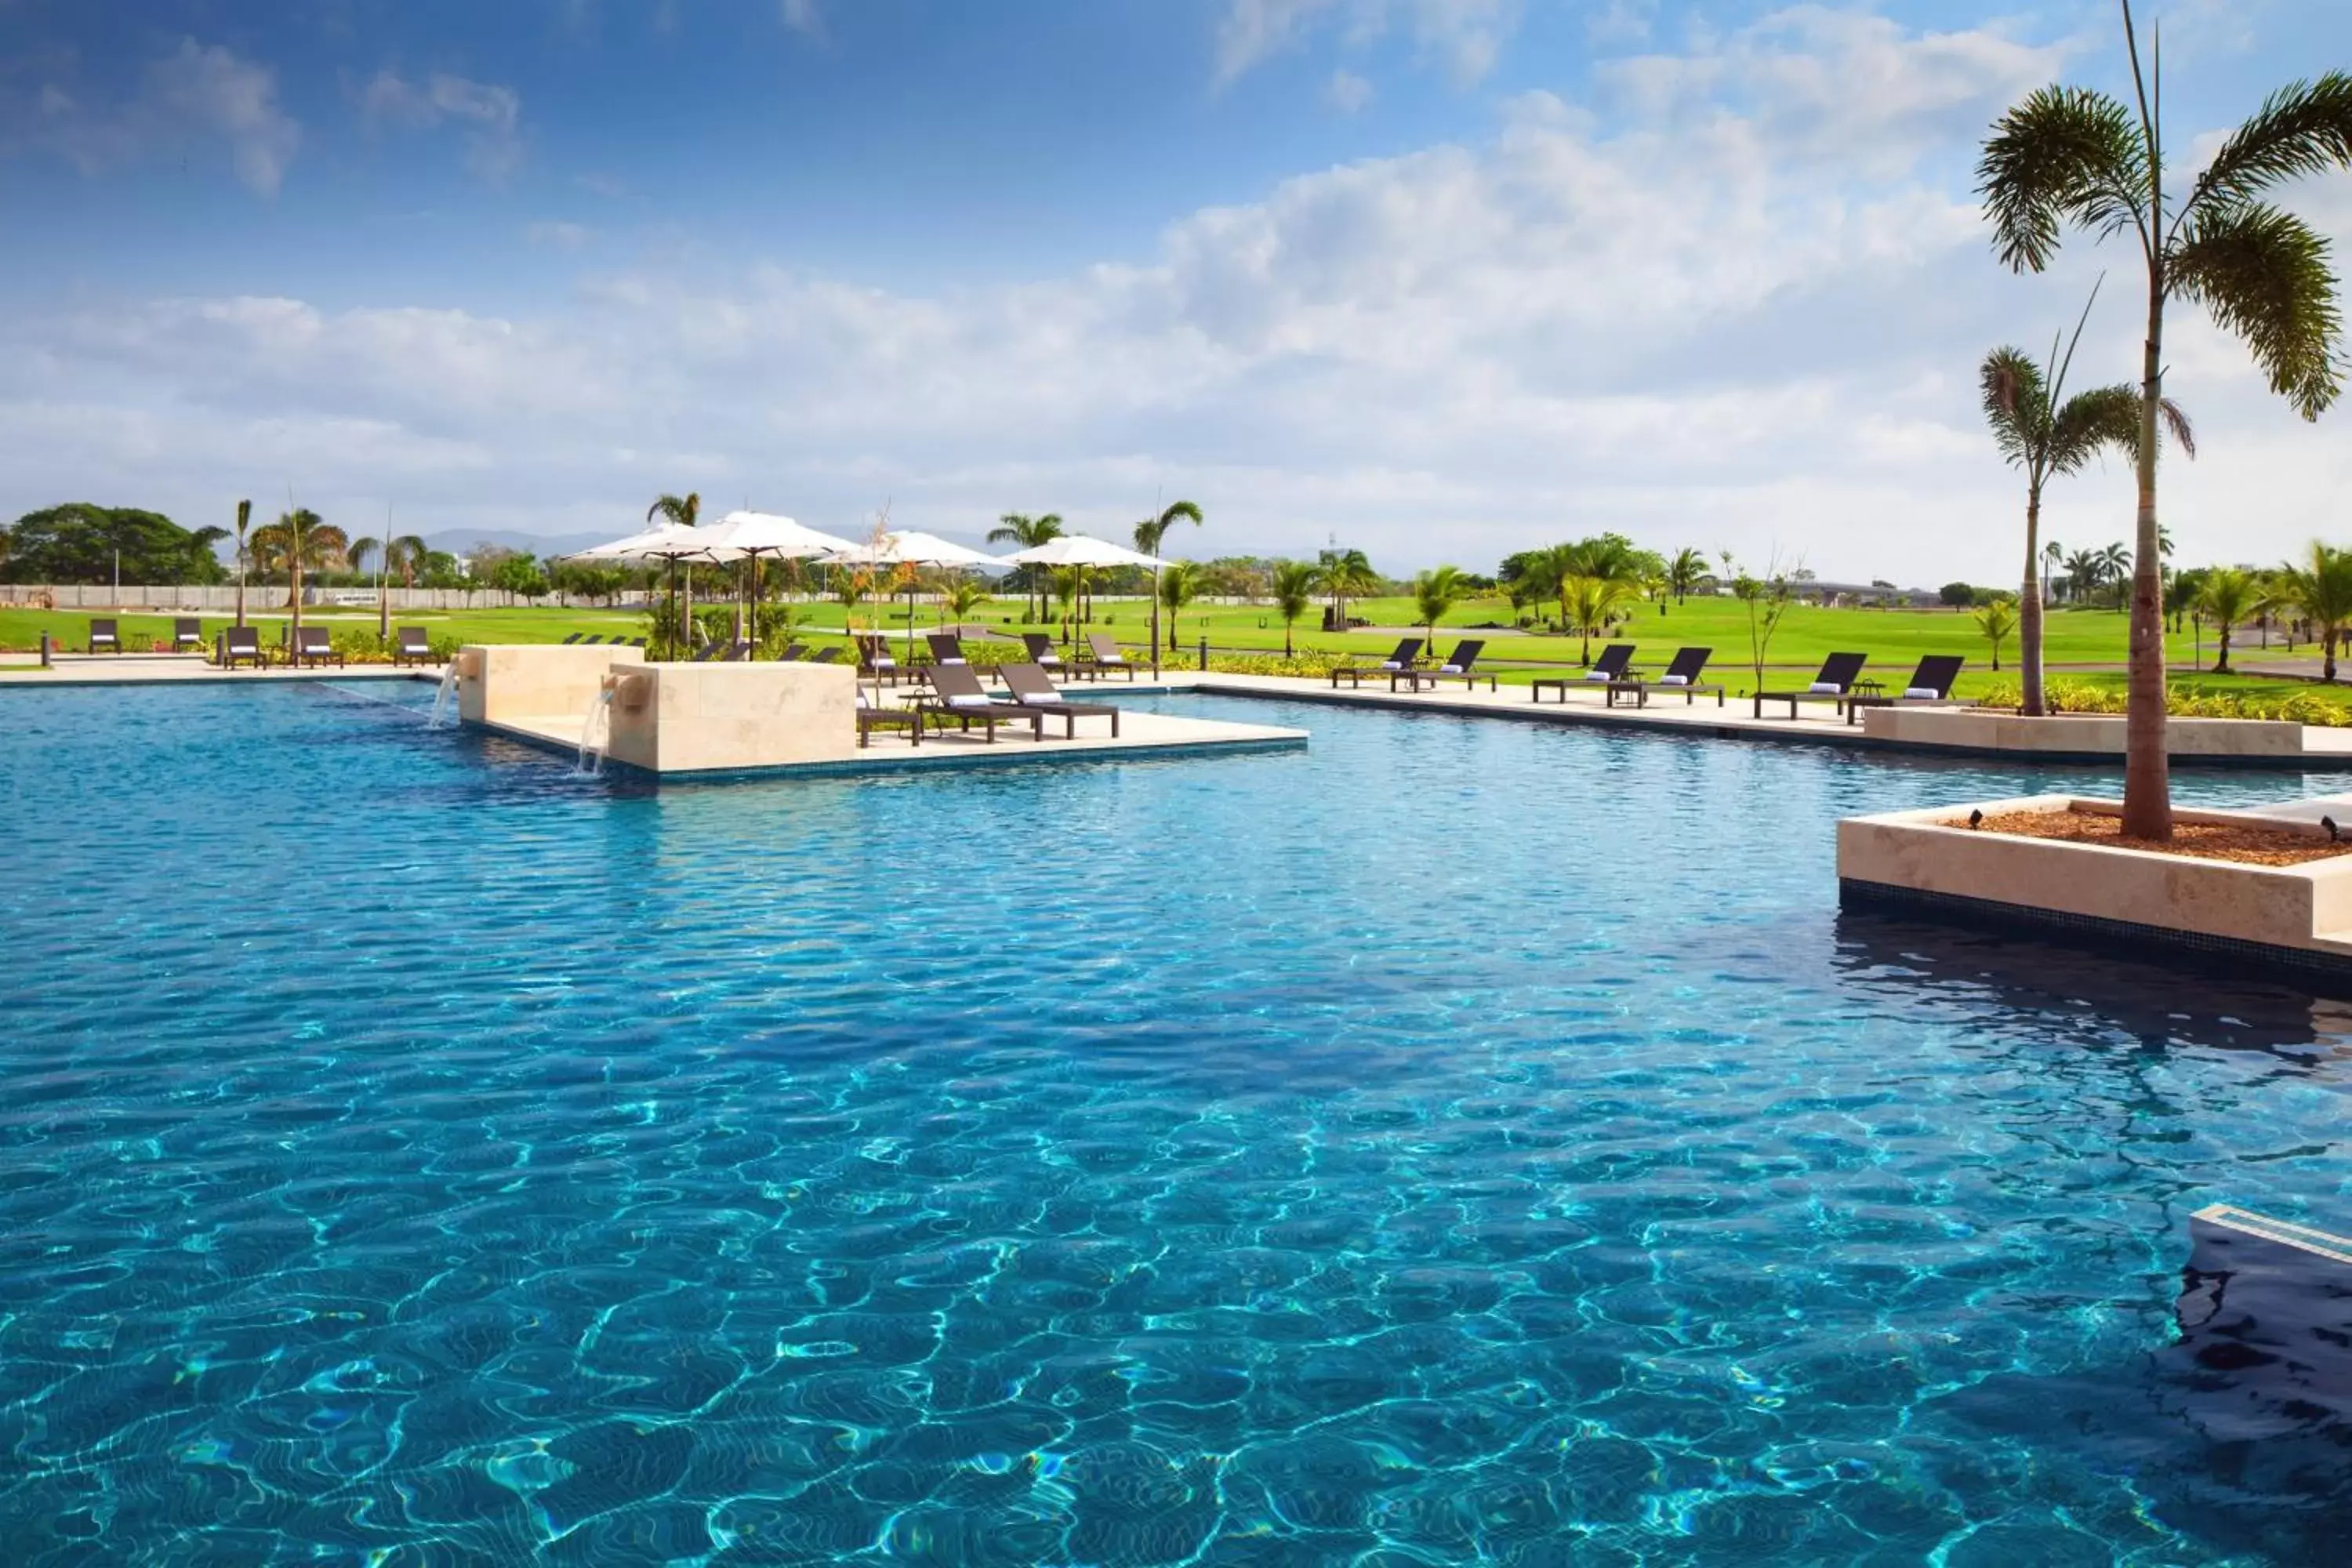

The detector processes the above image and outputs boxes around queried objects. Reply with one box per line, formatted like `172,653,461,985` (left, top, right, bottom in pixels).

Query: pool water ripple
3,682,2351,1563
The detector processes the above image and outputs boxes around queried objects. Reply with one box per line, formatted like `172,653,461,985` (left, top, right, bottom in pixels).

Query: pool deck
0,655,432,684
484,704,1305,779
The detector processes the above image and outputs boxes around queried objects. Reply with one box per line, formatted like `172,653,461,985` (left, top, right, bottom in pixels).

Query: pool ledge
1836,794,2352,979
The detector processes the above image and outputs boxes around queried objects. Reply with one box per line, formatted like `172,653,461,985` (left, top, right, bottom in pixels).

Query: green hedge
1976,677,2352,727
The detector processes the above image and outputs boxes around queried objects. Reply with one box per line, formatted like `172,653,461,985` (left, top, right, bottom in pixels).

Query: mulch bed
1977,809,2352,867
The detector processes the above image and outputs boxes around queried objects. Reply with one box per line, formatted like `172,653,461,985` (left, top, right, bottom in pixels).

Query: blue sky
2,0,2347,578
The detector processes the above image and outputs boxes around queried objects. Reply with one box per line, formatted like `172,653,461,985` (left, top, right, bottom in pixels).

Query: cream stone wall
458,643,643,727
602,661,858,772
1837,795,2352,952
1857,707,2303,757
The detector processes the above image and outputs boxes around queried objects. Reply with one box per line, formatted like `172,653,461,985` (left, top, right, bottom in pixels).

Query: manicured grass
7,595,2336,713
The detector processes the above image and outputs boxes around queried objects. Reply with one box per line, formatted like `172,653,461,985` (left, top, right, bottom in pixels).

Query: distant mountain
416,528,615,561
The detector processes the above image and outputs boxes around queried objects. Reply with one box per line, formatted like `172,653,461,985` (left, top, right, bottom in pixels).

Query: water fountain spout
428,661,460,729
575,680,616,776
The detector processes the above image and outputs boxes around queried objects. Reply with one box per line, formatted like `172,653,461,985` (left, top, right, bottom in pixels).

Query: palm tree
645,492,700,647
1980,289,2160,713
1050,565,1083,634
2275,543,2352,681
1270,560,1315,656
2095,542,2132,604
348,536,379,579
1412,565,1468,656
1312,548,1377,633
1664,547,1709,605
1980,3,2352,835
1158,561,1201,652
1976,597,2019,671
1561,575,1637,664
385,535,429,589
2042,537,2066,601
1134,501,1203,654
232,499,252,626
2194,568,2258,673
939,575,989,626
2060,548,2104,605
986,512,1064,621
250,510,347,637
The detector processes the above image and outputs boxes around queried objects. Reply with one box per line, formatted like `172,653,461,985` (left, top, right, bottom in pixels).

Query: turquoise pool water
4,680,2350,1566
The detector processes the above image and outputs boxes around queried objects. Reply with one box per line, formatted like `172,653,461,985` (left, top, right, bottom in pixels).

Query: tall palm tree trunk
2122,294,2169,839
2020,483,2046,715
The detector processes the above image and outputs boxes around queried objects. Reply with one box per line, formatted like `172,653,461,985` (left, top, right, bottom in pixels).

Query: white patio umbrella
820,532,1009,652
1000,533,1167,673
562,521,707,655
686,511,859,657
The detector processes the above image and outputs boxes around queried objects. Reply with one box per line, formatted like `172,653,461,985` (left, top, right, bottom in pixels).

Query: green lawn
5,594,2332,713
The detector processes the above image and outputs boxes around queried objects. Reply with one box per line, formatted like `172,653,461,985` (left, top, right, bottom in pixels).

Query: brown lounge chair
1530,642,1633,702
856,634,902,683
999,662,1121,737
1020,632,1073,677
855,688,922,748
1331,637,1423,689
172,617,204,654
1400,640,1494,692
1076,633,1138,682
292,626,345,669
1606,646,1723,707
221,626,267,669
913,662,1045,742
926,633,970,669
1841,655,1965,724
392,626,436,667
809,647,844,664
1754,652,1870,719
87,618,123,654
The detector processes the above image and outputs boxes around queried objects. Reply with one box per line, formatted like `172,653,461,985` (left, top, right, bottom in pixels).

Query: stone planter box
1856,706,2308,759
1837,793,2352,977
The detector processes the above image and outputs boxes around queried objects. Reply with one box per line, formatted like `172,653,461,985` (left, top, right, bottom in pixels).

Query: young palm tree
348,537,379,579
2095,542,2132,605
1562,574,1637,664
2275,544,2352,681
1412,565,1468,656
1975,597,2019,671
1158,561,1202,652
1050,565,1083,636
1664,547,1709,605
1980,3,2352,835
1270,560,1315,656
2041,537,2065,601
940,575,989,626
2193,568,2258,673
1134,501,1203,654
385,535,430,589
1312,548,1377,633
252,510,346,637
648,491,700,646
1980,286,2167,713
986,511,1064,621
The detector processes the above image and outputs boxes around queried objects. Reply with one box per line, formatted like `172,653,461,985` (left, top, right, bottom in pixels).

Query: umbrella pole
1152,564,1162,678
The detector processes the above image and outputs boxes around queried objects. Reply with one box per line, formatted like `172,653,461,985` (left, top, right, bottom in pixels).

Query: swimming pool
4,681,2349,1565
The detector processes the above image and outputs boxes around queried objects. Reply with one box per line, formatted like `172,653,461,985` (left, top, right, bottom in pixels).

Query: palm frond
2158,396,2196,458
1976,85,2151,272
2188,74,2352,212
1980,346,2045,465
2045,383,2142,473
2171,200,2346,419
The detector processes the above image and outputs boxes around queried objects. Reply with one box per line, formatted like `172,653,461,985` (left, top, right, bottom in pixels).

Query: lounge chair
717,641,751,662
1841,655,1965,724
220,626,267,670
292,626,345,669
926,633,969,668
777,643,808,662
1754,652,1871,719
1076,633,1138,682
1530,643,1634,702
857,634,903,684
913,662,1045,742
810,647,843,664
1605,646,1722,708
1331,637,1424,689
172,617,204,654
855,688,922,748
392,626,435,667
1400,640,1494,692
87,618,122,654
561,632,584,644
691,641,727,663
1000,662,1121,738
1020,632,1071,675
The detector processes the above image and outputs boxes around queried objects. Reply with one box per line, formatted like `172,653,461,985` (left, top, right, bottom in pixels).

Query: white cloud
7,13,2348,582
6,38,300,195
1323,67,1374,114
358,70,526,182
780,0,826,42
1215,0,1520,89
